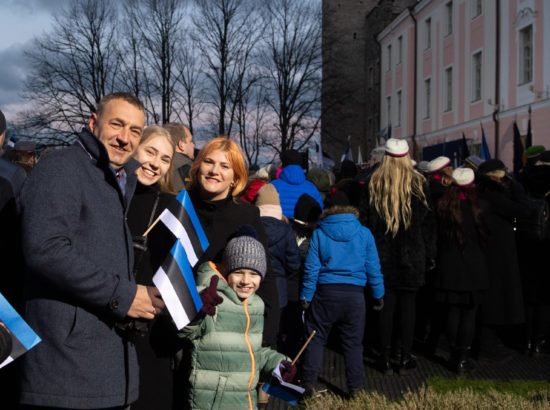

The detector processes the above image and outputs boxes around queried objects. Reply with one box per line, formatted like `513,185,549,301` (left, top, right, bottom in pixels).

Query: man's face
179,138,195,159
89,99,145,170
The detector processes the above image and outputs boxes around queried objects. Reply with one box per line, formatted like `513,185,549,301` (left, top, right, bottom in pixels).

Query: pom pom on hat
222,225,266,279
427,156,451,173
385,138,409,157
452,168,475,186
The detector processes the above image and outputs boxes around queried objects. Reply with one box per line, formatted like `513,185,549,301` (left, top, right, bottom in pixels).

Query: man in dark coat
18,93,165,409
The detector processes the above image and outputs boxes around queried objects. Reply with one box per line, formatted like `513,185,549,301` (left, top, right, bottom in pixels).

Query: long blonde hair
368,154,428,237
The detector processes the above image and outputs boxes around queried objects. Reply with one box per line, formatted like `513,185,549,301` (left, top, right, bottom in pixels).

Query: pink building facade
377,0,550,167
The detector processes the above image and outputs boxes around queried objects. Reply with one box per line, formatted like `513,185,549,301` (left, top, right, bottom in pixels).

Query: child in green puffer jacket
179,226,296,410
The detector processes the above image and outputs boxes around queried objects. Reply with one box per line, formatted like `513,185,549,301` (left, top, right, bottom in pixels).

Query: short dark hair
96,92,145,117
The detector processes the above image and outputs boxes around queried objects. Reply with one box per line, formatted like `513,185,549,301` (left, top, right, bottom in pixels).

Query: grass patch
303,381,550,409
427,376,550,398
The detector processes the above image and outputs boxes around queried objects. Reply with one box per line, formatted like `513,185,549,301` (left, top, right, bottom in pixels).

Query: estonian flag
263,363,305,406
340,135,353,163
152,190,209,330
158,190,209,267
153,240,204,330
0,293,41,368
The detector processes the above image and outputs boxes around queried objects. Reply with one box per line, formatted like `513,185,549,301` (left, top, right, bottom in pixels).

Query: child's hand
279,360,297,382
199,275,223,316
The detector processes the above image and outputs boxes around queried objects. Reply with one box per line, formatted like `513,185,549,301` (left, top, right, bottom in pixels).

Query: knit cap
222,225,266,279
281,149,303,168
294,193,322,223
256,184,283,220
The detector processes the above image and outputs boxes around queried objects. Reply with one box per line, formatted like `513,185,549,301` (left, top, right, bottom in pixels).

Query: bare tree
259,0,322,155
22,0,120,139
173,34,207,134
125,0,186,124
192,0,263,137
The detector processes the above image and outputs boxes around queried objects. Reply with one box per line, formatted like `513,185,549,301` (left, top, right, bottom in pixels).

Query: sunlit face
180,138,195,159
89,99,145,170
134,135,174,186
226,269,261,301
198,149,235,201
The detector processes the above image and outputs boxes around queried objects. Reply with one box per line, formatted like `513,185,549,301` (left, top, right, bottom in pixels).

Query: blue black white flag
158,190,209,267
0,293,41,368
263,363,305,406
480,125,491,160
153,240,204,330
153,190,209,330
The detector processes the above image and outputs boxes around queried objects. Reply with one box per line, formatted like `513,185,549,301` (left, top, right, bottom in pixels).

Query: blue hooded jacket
270,165,324,218
301,211,384,302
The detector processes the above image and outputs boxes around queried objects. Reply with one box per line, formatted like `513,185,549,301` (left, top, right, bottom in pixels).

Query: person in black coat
434,168,490,373
359,139,436,375
185,137,280,348
476,159,531,356
127,125,178,410
254,183,301,357
517,151,550,355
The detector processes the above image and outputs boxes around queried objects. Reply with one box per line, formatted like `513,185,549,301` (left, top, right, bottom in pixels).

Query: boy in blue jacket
300,203,384,397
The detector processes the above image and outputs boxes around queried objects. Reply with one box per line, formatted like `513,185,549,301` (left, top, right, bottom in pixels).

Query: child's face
226,269,261,301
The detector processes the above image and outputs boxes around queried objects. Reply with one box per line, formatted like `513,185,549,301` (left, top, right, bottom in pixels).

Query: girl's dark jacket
359,182,436,290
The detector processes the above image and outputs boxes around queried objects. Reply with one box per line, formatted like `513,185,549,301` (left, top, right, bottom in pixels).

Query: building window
445,67,453,111
424,78,431,119
425,18,431,49
446,2,453,35
472,52,482,101
472,0,482,19
397,90,402,127
397,36,403,64
387,44,392,71
386,96,391,125
519,25,533,85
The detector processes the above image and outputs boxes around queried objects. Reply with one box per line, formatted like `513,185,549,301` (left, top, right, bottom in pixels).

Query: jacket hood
318,213,361,242
278,164,306,185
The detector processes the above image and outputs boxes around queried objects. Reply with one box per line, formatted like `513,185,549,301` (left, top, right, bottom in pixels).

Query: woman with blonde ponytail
359,138,436,375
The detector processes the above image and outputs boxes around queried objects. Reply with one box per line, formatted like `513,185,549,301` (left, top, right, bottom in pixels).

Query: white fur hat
452,167,475,186
427,156,451,173
385,138,409,157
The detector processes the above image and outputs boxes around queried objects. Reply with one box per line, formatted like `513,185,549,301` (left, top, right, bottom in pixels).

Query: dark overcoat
19,129,140,408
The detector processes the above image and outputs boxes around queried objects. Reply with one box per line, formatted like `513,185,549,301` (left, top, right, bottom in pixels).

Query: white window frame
519,25,533,85
472,51,482,102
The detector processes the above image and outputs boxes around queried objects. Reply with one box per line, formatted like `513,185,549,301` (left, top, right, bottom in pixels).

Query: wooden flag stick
291,330,316,366
142,216,161,237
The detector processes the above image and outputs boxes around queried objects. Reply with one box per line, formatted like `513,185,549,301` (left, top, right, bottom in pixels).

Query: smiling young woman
126,125,179,410
185,137,280,347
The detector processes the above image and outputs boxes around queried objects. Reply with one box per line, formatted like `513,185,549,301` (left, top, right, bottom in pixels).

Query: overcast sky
0,0,63,118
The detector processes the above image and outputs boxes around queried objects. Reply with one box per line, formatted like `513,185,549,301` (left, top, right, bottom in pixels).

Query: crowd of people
0,92,549,409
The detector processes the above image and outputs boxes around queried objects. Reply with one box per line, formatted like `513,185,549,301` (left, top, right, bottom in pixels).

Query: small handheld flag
0,293,41,368
148,190,209,330
263,330,317,405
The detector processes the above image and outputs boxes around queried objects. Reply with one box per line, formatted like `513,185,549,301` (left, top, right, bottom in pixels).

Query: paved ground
265,341,550,409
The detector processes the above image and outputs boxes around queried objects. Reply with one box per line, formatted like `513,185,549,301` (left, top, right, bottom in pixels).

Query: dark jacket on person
261,216,301,308
477,174,530,325
434,199,490,294
19,128,140,408
188,188,280,346
359,184,436,290
127,182,178,410
517,164,550,304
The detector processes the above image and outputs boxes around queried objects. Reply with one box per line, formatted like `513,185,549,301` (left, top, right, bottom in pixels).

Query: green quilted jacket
180,262,287,410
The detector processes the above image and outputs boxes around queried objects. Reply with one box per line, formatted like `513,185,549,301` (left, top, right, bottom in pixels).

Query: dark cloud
0,43,31,107
2,0,65,14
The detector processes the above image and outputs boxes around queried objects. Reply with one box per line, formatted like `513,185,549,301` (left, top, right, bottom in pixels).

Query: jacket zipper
244,299,255,410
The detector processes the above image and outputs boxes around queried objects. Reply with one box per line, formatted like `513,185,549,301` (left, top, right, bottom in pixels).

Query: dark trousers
302,284,366,390
446,303,479,349
378,288,417,357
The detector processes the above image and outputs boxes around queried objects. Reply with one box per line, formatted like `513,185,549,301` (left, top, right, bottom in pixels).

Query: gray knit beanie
222,225,266,279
